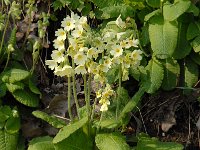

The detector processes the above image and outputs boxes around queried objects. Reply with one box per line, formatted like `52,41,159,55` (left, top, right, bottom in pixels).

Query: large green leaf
144,9,160,22
53,117,88,144
95,133,130,150
119,87,145,119
163,0,191,21
136,133,183,150
187,21,200,40
29,79,42,97
12,90,39,107
141,58,164,93
0,83,7,98
184,58,199,88
161,58,180,91
146,0,160,8
191,36,200,53
173,22,191,59
186,3,199,16
140,24,150,47
54,129,93,150
6,82,24,93
5,116,20,134
32,111,66,128
149,15,178,59
1,69,30,83
28,136,54,150
0,130,18,150
91,0,123,8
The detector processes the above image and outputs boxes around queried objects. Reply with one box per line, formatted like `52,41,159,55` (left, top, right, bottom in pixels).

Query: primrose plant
45,12,143,136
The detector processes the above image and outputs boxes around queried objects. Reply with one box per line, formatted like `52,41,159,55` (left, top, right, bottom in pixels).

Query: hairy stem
72,59,80,119
116,63,122,119
68,77,73,121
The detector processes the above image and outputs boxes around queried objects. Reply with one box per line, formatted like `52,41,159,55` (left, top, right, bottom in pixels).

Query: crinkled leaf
137,133,183,150
0,130,18,150
144,9,160,22
95,133,130,150
54,129,93,150
141,58,164,93
149,15,178,59
106,65,119,84
163,0,191,21
161,58,180,91
5,117,20,134
6,82,24,93
28,136,54,150
12,90,39,107
29,79,42,97
186,3,199,16
1,69,30,83
173,22,191,59
53,117,88,143
32,110,66,128
146,0,160,8
129,66,140,81
191,36,200,53
0,106,12,123
187,21,200,40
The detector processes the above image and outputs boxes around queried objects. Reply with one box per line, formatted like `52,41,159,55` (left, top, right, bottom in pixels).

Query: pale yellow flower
97,64,109,73
75,65,87,74
74,51,87,65
122,68,129,81
51,50,65,63
100,103,108,112
45,60,57,70
110,45,123,57
104,57,112,69
116,15,126,28
131,50,142,61
126,39,139,49
61,17,75,31
55,28,66,41
87,47,96,59
53,39,65,50
54,65,74,77
71,25,83,38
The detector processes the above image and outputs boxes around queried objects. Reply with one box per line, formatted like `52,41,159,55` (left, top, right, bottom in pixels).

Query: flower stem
72,59,80,119
116,63,122,119
97,112,103,133
68,77,73,121
90,98,98,122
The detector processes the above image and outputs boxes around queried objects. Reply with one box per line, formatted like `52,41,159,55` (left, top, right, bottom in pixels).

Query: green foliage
32,110,66,128
28,136,54,150
149,15,178,59
191,36,200,53
163,0,191,21
29,79,42,98
6,82,24,93
54,129,93,150
95,132,130,150
187,21,200,40
53,117,88,143
161,58,180,91
146,0,160,8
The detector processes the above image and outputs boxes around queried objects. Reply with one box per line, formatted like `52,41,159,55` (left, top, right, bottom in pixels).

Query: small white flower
75,65,87,74
71,12,80,22
51,50,65,63
54,65,74,77
74,51,87,65
110,45,123,57
100,103,108,112
116,15,126,28
87,47,96,59
55,28,66,41
71,25,84,38
131,50,143,61
53,39,65,50
61,17,75,31
126,39,139,49
46,60,57,70
117,32,126,40
79,16,87,26
97,64,109,73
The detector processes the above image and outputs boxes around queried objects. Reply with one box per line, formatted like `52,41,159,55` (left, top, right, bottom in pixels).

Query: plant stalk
116,63,122,119
68,76,73,122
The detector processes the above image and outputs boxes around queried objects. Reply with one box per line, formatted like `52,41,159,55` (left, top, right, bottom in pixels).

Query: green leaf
54,129,93,150
184,58,199,88
28,136,54,150
149,15,178,59
91,0,123,8
0,106,12,123
191,36,200,53
106,65,119,84
136,133,183,150
144,9,160,22
82,3,92,16
5,116,20,134
0,83,7,97
1,69,30,83
12,90,39,107
163,0,191,21
190,50,200,65
129,66,140,81
96,5,134,19
32,111,66,128
53,117,88,144
140,24,150,47
6,82,24,93
161,58,180,91
172,22,191,59
186,3,199,16
0,130,18,150
29,79,42,97
187,21,200,40
119,87,145,119
142,58,164,93
146,0,160,8
95,132,130,150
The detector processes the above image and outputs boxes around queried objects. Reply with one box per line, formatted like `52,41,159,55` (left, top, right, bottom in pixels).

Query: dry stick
136,106,147,134
68,76,73,121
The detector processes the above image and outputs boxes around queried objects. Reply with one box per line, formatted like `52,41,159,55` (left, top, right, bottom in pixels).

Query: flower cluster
46,12,143,112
